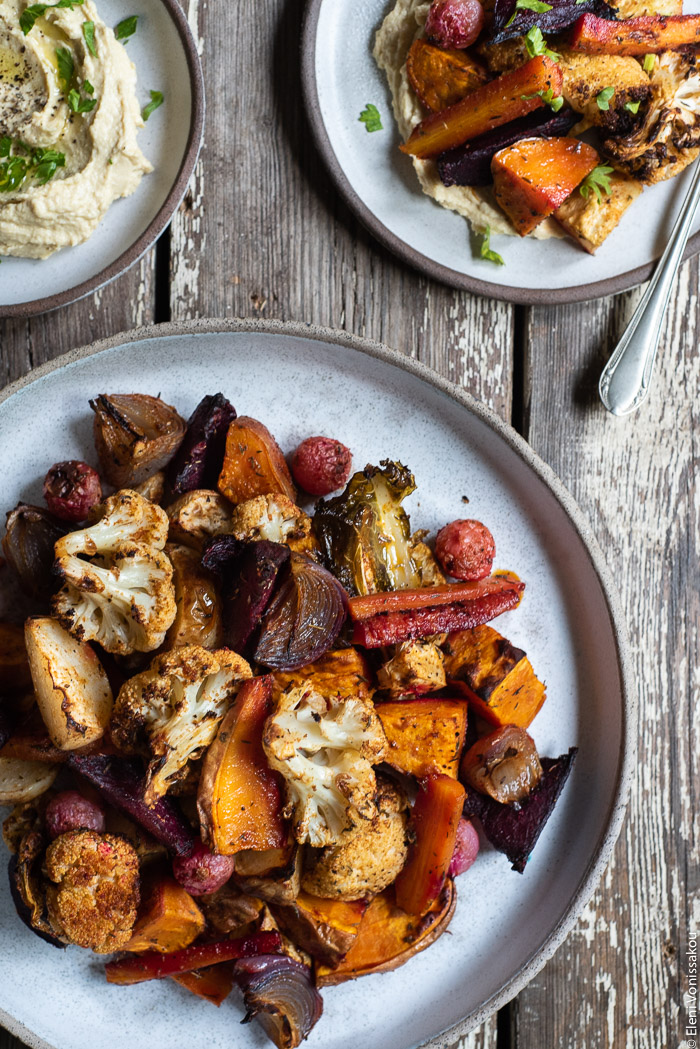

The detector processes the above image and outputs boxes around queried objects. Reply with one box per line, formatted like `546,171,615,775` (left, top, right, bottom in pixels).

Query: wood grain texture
513,266,699,1049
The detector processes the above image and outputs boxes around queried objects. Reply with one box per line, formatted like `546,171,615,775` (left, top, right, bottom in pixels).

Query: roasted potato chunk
555,171,643,252
164,543,223,650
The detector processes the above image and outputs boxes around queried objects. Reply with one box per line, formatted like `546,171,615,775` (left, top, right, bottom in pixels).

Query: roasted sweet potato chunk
171,964,236,1006
492,136,599,235
569,11,700,54
315,882,455,985
406,39,488,113
376,699,467,779
234,840,302,904
272,891,367,968
197,676,286,855
443,625,546,728
124,874,205,953
217,416,296,505
401,55,563,158
271,647,374,703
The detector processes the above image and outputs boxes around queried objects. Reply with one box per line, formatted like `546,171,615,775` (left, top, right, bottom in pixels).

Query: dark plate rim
0,0,205,319
0,318,636,1049
300,0,700,305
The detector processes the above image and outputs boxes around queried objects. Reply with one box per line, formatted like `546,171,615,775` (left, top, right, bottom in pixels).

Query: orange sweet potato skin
376,699,467,778
401,55,563,158
315,882,456,986
406,39,487,112
570,12,700,54
124,875,205,953
217,416,296,505
197,676,286,855
492,137,599,235
443,625,546,728
272,891,367,968
171,964,235,1006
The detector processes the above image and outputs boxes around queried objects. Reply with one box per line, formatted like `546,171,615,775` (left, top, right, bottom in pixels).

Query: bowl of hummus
0,0,203,314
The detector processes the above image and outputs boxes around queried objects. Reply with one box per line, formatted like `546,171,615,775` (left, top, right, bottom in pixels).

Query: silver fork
598,158,700,416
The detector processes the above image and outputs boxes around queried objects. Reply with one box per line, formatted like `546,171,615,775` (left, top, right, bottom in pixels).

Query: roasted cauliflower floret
409,530,446,587
603,52,700,183
301,777,409,900
559,48,652,133
166,490,234,551
111,645,251,805
52,489,176,656
377,639,446,696
263,683,387,848
44,829,140,953
230,494,314,553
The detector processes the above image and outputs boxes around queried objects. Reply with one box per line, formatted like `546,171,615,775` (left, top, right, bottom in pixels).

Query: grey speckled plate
0,320,634,1049
0,0,204,318
302,0,700,304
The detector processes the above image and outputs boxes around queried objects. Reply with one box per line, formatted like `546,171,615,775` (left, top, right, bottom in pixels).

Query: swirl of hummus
0,0,152,258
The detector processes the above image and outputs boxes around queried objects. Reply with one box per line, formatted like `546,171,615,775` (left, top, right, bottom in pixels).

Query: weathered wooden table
1,1,695,1046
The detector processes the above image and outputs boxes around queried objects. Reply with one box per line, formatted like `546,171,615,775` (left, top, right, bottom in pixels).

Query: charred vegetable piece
165,543,223,651
406,39,488,113
254,554,348,671
395,774,465,915
171,964,236,1006
349,577,525,648
290,437,353,497
569,12,700,54
234,840,302,904
90,394,187,488
460,723,542,806
2,504,68,599
315,881,456,985
462,748,577,872
425,0,485,49
218,416,296,505
492,137,600,236
0,757,59,803
492,0,612,41
124,874,205,953
172,841,236,896
45,791,106,839
198,676,286,855
68,753,196,856
443,625,546,728
168,394,237,496
438,107,578,187
401,56,563,158
202,537,290,655
7,813,67,948
377,699,467,779
43,461,102,523
105,931,282,984
0,622,32,693
271,647,374,704
271,892,367,968
234,955,323,1049
313,460,420,596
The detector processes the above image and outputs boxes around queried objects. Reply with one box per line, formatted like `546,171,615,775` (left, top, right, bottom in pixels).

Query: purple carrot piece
67,753,196,856
168,394,237,495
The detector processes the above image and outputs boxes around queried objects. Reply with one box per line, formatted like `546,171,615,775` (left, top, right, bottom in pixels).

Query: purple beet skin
438,109,578,187
462,748,577,873
167,394,237,495
491,0,614,39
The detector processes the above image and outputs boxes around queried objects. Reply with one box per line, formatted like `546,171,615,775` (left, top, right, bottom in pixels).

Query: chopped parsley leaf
596,86,614,111
579,164,614,203
479,225,505,266
142,89,164,121
82,20,97,56
359,103,383,132
55,46,74,90
522,86,564,111
624,99,641,114
84,78,94,94
67,87,97,113
20,0,84,35
0,138,65,191
506,0,552,27
114,14,138,40
524,26,560,61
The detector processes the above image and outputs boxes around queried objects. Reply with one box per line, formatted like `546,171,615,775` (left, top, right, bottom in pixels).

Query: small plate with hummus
0,0,203,316
302,0,700,303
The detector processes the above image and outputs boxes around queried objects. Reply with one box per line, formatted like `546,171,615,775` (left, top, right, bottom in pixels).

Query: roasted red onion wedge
90,393,187,488
234,955,323,1049
254,553,347,671
2,504,68,599
168,393,237,495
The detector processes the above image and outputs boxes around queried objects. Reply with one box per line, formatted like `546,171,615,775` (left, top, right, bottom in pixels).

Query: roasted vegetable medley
0,390,576,1048
375,0,700,253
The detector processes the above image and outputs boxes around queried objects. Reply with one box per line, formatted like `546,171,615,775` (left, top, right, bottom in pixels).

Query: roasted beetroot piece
254,553,347,671
426,0,484,49
435,519,496,581
492,0,613,41
45,790,106,840
202,537,290,654
234,955,324,1049
462,748,577,872
2,504,68,599
68,753,196,857
438,108,578,187
290,437,352,497
449,818,480,876
105,932,282,985
43,461,102,523
172,840,236,896
168,394,237,496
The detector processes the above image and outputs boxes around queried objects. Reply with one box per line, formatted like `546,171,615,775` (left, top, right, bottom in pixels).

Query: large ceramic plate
0,0,204,318
0,320,633,1049
302,0,700,304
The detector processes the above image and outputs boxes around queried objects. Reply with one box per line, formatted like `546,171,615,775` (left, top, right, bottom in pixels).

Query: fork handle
599,159,700,417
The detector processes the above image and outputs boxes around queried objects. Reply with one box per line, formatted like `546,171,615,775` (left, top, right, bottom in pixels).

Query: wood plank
513,265,699,1048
